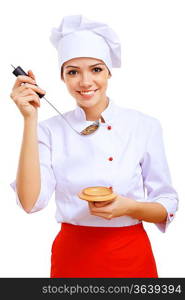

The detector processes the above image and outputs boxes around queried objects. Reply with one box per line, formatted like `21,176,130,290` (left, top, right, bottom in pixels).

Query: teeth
80,90,96,95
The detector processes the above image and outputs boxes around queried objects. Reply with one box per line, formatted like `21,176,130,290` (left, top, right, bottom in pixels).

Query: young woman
10,15,178,278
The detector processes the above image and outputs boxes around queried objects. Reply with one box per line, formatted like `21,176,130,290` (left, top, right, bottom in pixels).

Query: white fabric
50,15,121,73
10,99,178,233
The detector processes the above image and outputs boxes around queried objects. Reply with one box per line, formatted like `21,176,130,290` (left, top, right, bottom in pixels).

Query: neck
82,96,109,121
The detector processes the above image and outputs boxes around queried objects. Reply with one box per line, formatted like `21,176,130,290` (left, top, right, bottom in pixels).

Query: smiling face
62,57,111,119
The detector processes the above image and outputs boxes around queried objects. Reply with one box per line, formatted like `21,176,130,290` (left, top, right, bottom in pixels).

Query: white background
0,0,184,277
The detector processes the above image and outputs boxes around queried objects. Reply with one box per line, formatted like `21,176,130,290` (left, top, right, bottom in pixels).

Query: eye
67,70,78,75
92,67,103,73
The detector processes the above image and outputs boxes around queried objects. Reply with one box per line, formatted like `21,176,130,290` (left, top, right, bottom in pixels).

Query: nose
79,72,93,88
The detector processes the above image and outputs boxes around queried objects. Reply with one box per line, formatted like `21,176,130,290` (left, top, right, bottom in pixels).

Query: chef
10,15,178,278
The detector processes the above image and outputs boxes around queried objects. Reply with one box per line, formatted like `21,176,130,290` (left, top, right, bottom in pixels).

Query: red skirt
50,222,158,278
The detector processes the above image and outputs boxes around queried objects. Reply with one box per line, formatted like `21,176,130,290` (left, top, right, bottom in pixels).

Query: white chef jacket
10,98,178,233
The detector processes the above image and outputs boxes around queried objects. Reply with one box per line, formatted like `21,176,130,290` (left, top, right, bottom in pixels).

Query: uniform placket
103,123,117,188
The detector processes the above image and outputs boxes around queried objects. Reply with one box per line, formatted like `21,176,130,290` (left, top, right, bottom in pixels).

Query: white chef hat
50,15,121,75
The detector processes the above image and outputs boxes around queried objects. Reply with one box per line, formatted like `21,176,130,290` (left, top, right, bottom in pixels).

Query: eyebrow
64,63,105,69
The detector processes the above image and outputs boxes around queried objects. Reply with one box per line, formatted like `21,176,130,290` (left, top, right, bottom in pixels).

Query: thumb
27,70,36,80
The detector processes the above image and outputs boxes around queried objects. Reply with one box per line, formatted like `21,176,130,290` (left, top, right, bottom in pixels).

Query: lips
77,89,98,99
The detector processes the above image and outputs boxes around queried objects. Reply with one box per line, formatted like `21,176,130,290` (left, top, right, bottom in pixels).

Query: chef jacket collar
75,98,115,131
67,97,117,133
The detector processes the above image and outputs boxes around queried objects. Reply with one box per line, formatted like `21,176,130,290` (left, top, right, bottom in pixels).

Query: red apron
50,222,158,278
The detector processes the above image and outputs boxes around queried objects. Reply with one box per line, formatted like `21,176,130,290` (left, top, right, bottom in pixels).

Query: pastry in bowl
78,186,117,202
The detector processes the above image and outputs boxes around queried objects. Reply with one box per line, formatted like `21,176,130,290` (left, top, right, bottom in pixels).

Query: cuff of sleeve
10,180,50,213
10,180,42,213
154,197,177,233
155,211,175,233
10,180,26,211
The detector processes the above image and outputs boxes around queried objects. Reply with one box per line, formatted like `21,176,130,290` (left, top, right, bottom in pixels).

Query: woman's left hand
88,195,137,220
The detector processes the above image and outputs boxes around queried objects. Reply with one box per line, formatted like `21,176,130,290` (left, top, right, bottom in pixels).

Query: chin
77,98,100,109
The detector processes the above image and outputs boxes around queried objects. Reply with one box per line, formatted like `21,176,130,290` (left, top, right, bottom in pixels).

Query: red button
107,125,112,130
108,157,113,161
170,214,174,217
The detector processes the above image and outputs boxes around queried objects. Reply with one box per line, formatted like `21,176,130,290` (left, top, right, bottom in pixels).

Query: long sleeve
141,119,179,233
10,121,56,213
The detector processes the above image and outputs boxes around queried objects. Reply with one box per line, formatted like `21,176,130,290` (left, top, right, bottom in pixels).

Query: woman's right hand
10,70,46,119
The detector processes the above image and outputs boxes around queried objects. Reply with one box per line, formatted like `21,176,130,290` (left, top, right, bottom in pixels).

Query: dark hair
61,66,64,80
